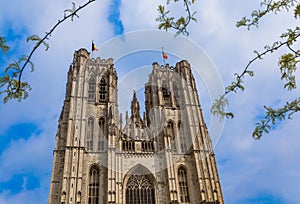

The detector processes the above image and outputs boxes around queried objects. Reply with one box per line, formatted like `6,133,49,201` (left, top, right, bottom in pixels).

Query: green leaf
158,5,164,14
252,98,300,139
27,34,41,42
64,2,79,21
245,70,254,77
27,34,49,51
0,36,9,53
20,55,35,72
294,4,300,18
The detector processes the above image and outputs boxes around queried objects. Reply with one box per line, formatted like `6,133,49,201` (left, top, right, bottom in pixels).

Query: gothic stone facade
48,48,224,204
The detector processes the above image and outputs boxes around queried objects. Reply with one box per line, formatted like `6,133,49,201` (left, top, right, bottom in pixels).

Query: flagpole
162,47,166,67
91,40,94,58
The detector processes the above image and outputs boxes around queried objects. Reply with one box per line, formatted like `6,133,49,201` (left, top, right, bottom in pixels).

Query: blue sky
0,0,300,203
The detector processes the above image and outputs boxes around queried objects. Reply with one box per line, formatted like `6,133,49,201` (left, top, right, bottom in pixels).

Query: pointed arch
99,77,107,103
178,121,187,153
162,81,169,97
162,81,171,106
173,83,180,107
88,165,100,204
173,83,179,98
124,165,156,204
167,120,177,152
88,76,96,102
178,166,190,203
86,117,95,151
98,117,106,151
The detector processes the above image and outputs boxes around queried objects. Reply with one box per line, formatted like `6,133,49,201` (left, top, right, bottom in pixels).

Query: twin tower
48,48,224,204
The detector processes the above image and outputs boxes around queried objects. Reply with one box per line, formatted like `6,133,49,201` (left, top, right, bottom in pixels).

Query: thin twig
224,33,300,96
13,0,96,94
159,0,195,35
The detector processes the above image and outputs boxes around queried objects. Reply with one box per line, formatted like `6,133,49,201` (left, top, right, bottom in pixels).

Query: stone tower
48,48,224,204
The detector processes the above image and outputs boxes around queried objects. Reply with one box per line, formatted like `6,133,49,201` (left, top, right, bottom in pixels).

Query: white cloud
0,188,48,204
120,0,166,32
0,0,114,130
0,0,114,203
217,113,300,203
1,0,299,203
0,120,56,182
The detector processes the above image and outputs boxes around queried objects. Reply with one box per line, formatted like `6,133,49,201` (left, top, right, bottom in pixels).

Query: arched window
167,121,176,152
162,81,169,97
86,118,94,151
88,165,100,204
99,78,107,103
98,118,105,151
178,166,190,203
88,77,96,102
126,168,155,204
173,83,179,98
173,83,180,107
162,81,171,106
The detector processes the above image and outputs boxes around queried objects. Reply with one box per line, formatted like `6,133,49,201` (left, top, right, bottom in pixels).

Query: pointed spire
126,111,129,122
119,113,123,129
143,112,147,127
133,89,137,100
131,90,140,119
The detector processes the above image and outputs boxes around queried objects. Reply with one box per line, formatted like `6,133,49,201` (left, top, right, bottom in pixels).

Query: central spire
131,90,140,119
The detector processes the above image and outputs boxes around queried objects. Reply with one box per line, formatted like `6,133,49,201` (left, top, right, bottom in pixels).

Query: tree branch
14,0,96,95
253,97,300,139
0,0,96,103
156,0,197,36
211,28,300,138
237,0,298,29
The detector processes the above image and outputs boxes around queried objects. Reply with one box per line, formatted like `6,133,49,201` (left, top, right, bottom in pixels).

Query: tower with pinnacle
48,48,224,204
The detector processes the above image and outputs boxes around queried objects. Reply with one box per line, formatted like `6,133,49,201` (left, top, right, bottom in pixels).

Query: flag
162,50,168,59
92,41,98,51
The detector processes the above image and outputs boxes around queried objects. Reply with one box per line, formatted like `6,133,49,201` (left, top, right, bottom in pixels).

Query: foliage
0,0,95,103
158,0,300,139
156,0,197,36
0,0,299,139
253,98,300,139
212,0,300,139
0,37,9,53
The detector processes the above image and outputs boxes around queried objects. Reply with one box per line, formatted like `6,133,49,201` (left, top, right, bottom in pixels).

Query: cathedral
48,48,224,204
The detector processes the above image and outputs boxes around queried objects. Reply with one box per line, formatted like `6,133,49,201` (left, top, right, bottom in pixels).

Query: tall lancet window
162,81,169,96
167,121,177,152
162,81,171,106
173,83,180,106
178,122,187,153
88,165,100,204
99,78,107,103
173,83,179,98
86,118,94,151
98,118,105,151
88,77,96,102
178,166,190,203
126,168,155,204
